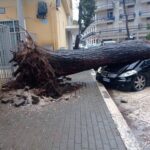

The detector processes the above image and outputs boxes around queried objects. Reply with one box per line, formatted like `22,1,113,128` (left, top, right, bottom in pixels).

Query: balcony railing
94,16,115,24
120,13,136,20
120,0,136,6
140,0,150,3
82,25,149,40
139,11,150,18
96,24,148,33
95,2,114,12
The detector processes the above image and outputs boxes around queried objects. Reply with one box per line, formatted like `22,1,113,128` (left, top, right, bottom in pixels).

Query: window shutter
56,0,61,9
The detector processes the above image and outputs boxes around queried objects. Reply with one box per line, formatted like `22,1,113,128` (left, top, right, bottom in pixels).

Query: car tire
132,74,147,91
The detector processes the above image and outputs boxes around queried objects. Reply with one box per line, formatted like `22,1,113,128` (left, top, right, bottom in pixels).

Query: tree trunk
74,34,80,49
48,40,150,76
123,0,130,39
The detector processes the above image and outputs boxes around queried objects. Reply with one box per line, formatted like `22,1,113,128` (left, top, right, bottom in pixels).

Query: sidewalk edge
91,70,141,150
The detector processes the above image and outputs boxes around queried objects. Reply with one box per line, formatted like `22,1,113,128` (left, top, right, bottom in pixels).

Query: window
0,20,19,32
127,5,135,8
107,10,113,19
128,19,134,22
37,1,48,19
0,20,21,46
107,22,113,25
0,20,14,32
96,39,99,44
0,8,5,14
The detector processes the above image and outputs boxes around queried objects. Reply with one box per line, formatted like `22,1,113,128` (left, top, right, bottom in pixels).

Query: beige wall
0,0,72,50
0,0,17,20
55,4,68,48
23,0,53,47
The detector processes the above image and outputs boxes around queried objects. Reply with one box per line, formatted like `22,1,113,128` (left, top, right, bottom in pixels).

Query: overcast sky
72,0,79,21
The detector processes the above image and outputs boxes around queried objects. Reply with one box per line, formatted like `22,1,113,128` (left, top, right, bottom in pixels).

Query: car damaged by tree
96,59,150,91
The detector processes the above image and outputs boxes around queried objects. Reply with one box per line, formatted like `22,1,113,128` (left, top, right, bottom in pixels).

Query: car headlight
97,67,102,73
119,70,137,78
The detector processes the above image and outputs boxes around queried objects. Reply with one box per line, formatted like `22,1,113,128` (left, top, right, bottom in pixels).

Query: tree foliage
147,24,150,30
74,0,95,49
78,0,95,34
146,33,150,40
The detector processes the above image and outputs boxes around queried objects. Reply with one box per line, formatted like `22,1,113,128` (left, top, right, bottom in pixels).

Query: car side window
144,60,150,66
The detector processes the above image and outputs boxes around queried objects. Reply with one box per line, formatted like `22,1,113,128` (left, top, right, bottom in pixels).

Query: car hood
103,61,140,74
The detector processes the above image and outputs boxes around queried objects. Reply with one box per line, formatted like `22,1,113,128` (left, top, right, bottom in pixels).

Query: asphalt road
108,87,150,150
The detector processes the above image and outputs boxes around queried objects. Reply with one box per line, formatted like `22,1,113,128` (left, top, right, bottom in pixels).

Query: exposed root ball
3,36,61,98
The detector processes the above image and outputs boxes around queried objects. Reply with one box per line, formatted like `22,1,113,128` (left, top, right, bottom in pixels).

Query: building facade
0,0,73,50
84,0,150,46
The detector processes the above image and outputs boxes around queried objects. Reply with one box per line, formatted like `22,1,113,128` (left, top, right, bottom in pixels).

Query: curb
91,70,141,150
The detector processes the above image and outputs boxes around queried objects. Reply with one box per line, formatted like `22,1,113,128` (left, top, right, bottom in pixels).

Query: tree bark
74,34,80,49
123,0,130,39
47,40,150,76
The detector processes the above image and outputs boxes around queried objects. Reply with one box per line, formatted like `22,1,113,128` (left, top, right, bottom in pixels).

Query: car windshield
127,61,140,70
103,60,140,73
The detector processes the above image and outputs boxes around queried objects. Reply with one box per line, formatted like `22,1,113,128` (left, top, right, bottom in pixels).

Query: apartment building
84,0,150,46
0,0,75,50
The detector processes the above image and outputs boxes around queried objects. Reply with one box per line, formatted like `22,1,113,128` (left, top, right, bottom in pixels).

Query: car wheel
132,74,146,91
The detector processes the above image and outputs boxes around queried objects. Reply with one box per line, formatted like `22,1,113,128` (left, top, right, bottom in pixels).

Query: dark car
96,59,150,91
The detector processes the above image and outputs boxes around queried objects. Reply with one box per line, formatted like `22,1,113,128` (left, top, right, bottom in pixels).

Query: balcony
95,2,114,12
94,16,115,25
139,11,150,18
96,25,149,39
140,0,150,3
120,13,136,21
120,0,136,6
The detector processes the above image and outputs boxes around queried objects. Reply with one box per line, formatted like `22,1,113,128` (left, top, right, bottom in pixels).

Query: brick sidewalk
0,71,126,150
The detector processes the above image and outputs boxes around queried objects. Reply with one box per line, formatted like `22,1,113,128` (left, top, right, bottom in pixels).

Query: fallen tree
3,34,150,98
49,40,150,77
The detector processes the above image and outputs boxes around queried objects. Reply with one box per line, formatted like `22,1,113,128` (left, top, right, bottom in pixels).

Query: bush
146,33,150,40
147,24,150,30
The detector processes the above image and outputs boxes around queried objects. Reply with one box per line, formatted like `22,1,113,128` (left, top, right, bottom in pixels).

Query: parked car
96,59,150,91
102,40,116,46
85,43,102,49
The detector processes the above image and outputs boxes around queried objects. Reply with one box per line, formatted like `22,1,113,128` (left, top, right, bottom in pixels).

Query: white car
102,41,116,45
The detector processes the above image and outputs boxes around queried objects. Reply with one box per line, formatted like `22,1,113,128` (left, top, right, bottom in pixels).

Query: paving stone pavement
0,71,126,150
